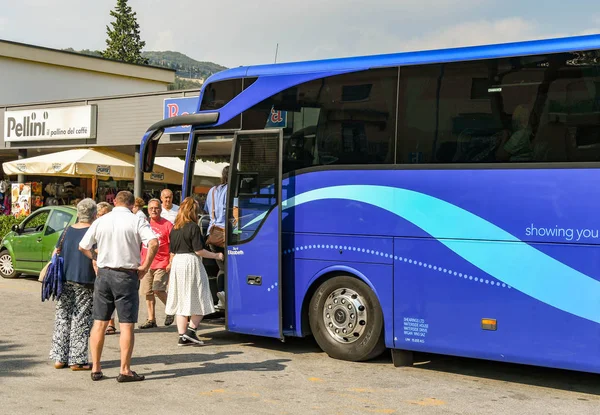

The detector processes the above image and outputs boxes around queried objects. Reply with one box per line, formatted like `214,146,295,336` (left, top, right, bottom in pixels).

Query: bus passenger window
397,50,600,164
242,68,398,173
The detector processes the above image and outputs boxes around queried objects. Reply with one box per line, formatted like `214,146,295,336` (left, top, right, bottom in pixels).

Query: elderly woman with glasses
49,198,98,371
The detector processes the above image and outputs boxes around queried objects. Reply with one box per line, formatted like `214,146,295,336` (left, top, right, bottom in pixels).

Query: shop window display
0,179,10,215
44,181,81,206
11,182,42,216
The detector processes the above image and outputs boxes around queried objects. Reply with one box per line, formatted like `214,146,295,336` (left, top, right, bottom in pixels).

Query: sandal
54,362,67,369
105,325,117,335
91,371,104,381
70,363,92,371
164,315,175,327
138,320,157,329
116,371,145,383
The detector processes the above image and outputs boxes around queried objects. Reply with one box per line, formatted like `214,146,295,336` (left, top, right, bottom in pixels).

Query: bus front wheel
309,275,385,362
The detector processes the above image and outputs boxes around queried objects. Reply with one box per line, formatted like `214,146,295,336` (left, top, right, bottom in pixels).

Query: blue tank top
58,227,96,285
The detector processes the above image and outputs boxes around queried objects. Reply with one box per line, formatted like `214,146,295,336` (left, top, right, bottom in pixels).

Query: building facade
0,39,174,105
0,39,221,203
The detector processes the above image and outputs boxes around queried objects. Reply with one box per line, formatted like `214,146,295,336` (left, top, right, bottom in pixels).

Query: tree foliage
143,51,227,79
168,77,202,91
103,0,148,65
0,214,38,241
63,48,103,58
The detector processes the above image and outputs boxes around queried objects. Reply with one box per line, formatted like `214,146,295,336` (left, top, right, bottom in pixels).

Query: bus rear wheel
309,275,385,362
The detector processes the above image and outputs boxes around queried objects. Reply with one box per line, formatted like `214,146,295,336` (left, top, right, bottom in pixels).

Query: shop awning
154,157,227,178
2,148,183,184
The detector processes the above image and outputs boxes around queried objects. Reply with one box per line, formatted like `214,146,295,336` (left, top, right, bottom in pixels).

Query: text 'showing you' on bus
141,34,600,373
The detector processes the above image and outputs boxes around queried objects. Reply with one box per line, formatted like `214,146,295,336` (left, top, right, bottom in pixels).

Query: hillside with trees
62,0,227,90
61,1,227,90
63,48,228,90
143,51,227,80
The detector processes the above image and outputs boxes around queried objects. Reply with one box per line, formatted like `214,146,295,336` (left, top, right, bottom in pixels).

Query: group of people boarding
48,167,229,383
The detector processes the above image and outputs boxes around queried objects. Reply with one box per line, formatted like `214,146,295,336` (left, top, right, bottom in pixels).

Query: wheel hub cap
0,254,14,274
322,288,367,344
334,309,346,324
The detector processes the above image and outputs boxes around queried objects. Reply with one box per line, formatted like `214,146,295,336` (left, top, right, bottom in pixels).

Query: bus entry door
226,129,283,339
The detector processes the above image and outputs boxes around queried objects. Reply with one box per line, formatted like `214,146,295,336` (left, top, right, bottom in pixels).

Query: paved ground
1,275,599,415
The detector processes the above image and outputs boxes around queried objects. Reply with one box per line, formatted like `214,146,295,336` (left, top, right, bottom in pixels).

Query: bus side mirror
140,112,220,173
141,129,163,173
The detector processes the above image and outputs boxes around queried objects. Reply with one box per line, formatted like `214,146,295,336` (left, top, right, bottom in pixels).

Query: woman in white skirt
165,197,224,346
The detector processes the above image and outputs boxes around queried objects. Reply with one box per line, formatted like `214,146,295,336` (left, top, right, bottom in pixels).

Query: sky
0,0,599,68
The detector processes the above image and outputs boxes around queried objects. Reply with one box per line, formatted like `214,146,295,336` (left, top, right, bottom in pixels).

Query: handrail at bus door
140,112,220,173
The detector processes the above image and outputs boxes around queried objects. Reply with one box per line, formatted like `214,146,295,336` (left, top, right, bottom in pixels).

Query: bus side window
242,68,398,173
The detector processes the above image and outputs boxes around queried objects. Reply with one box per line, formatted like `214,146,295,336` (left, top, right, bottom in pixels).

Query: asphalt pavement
1,275,599,415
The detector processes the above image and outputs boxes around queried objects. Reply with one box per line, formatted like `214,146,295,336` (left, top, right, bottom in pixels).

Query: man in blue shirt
204,166,229,309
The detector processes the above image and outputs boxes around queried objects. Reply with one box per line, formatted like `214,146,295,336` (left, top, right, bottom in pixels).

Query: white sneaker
216,291,226,309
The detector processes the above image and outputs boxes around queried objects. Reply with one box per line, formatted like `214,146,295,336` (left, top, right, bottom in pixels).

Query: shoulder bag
206,186,225,248
41,226,69,302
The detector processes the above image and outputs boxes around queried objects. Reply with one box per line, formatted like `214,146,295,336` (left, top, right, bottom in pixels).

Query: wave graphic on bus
245,185,600,324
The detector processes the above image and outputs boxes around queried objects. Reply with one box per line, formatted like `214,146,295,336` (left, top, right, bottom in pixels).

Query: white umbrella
154,157,227,177
155,157,227,185
3,148,183,184
2,148,187,200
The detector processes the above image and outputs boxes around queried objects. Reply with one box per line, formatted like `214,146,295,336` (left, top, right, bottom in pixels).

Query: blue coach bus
141,34,600,373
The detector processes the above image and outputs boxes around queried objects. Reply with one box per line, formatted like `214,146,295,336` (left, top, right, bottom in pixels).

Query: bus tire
309,275,385,362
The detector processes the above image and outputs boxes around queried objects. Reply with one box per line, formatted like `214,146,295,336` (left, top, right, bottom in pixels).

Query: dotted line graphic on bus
283,244,511,289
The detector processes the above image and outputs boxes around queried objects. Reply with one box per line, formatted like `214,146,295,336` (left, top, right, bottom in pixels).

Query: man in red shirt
138,198,175,328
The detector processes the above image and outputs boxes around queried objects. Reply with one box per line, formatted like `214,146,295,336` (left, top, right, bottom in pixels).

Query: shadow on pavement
158,326,600,395
20,275,40,281
0,340,38,378
201,327,323,356
101,350,244,369
411,352,600,396
146,358,291,381
133,326,179,335
100,347,291,381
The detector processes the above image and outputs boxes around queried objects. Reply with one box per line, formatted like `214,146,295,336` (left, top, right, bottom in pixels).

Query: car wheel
0,250,18,279
309,275,386,362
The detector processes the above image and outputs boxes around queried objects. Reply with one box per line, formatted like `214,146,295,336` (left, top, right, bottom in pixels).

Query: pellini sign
4,105,97,142
163,97,198,134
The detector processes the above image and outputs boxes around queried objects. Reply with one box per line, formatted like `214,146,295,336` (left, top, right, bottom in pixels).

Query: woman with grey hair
50,198,98,371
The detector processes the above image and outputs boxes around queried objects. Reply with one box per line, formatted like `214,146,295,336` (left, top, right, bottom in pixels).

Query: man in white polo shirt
160,188,179,224
79,191,158,383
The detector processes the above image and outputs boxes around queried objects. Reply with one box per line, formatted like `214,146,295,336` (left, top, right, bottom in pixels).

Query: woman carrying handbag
49,199,98,371
165,197,223,346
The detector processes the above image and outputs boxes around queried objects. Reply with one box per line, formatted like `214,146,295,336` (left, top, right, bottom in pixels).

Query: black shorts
93,268,140,323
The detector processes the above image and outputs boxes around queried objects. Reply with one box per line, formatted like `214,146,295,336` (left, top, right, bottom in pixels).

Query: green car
0,206,77,279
